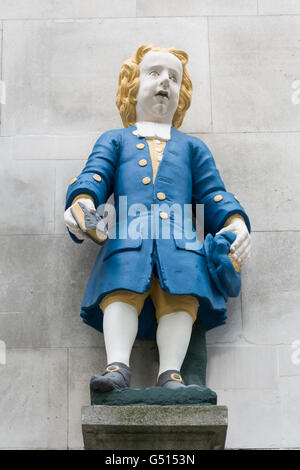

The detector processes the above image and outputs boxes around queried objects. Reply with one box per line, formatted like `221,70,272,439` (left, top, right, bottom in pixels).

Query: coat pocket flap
173,235,203,254
103,237,143,261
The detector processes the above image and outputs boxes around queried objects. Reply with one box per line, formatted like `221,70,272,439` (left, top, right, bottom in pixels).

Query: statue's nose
160,73,170,88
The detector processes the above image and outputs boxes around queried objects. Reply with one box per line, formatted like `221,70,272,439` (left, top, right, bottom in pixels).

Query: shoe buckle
170,373,183,382
106,365,120,373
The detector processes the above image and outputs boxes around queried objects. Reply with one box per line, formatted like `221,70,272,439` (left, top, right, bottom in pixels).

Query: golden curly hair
116,44,193,129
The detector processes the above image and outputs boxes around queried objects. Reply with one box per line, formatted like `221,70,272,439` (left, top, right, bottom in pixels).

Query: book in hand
71,201,108,245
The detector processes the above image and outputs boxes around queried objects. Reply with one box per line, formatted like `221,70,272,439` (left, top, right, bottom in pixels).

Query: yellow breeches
100,272,199,324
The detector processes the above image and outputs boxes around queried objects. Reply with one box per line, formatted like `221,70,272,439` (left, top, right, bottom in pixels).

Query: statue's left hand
216,217,251,266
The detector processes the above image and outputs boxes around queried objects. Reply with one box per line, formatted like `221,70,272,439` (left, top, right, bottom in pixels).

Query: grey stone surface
199,132,300,231
279,377,300,448
216,389,282,449
277,346,300,377
82,405,228,450
2,18,210,137
0,137,57,236
259,0,300,15
11,134,99,160
137,0,257,16
242,232,300,345
0,348,68,449
209,16,300,132
206,296,242,344
0,136,11,162
207,346,278,390
0,0,136,19
0,157,56,234
0,235,101,347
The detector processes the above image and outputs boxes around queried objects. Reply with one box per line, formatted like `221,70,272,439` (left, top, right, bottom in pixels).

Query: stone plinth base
82,405,228,450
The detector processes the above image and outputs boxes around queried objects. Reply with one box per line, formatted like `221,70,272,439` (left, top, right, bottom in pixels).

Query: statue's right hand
64,197,96,240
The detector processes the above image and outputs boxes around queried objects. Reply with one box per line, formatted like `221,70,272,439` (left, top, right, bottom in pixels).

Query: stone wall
0,0,299,449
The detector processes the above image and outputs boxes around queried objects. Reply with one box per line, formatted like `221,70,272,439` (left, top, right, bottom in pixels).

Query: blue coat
65,125,251,339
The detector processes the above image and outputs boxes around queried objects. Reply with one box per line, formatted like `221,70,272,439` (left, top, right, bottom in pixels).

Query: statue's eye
170,75,177,83
149,71,159,77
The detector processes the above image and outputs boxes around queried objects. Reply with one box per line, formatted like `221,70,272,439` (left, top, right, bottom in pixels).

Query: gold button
69,177,77,185
157,192,166,200
234,195,240,202
214,194,223,202
136,143,145,150
159,211,169,219
142,176,151,185
139,159,148,167
93,174,102,182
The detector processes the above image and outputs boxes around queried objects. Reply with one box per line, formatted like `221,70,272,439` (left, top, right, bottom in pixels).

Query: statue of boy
64,45,251,391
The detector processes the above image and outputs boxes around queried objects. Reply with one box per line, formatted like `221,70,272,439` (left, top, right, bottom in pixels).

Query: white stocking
156,311,193,377
103,301,138,367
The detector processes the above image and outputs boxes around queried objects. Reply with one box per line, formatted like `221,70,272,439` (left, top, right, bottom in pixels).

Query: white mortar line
207,17,214,133
0,14,300,21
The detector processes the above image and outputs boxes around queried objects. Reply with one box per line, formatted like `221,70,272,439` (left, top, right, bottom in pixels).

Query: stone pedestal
82,405,228,450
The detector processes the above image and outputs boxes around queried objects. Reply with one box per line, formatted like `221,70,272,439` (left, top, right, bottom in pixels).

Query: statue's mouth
155,90,169,99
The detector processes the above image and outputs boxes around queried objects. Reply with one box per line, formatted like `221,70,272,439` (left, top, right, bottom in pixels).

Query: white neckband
133,121,171,141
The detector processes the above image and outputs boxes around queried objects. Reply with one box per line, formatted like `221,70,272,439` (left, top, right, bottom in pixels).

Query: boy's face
136,51,183,124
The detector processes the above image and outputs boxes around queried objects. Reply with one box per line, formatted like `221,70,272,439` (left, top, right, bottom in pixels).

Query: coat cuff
65,173,108,211
71,193,95,206
224,214,245,227
202,190,251,236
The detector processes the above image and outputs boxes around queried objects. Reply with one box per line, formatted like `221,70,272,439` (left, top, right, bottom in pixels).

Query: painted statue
64,45,251,392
